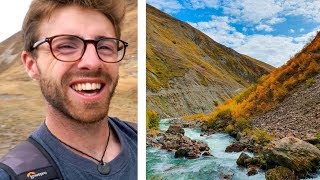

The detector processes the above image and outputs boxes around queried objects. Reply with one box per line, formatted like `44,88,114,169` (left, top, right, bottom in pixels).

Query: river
146,119,320,180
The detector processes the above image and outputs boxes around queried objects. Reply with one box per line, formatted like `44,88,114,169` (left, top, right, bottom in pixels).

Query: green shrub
208,108,233,128
252,128,273,144
243,128,252,136
315,132,320,139
213,100,219,107
235,118,252,132
216,108,233,120
225,124,235,134
147,110,160,130
306,77,315,87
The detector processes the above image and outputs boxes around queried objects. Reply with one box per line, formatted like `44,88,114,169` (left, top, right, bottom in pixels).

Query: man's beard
39,69,118,124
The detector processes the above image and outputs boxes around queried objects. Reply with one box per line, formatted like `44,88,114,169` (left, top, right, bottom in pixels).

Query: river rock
265,166,298,180
202,151,212,156
263,136,320,178
244,156,267,169
187,151,199,159
174,147,201,159
219,172,234,180
170,118,204,128
225,142,246,152
156,136,165,144
174,147,190,158
247,166,258,176
146,131,162,148
201,124,208,131
236,152,250,167
148,126,210,159
162,134,185,150
166,124,185,135
234,133,262,153
198,141,210,151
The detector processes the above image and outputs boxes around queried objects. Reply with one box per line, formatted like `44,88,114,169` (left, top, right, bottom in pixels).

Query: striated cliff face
147,70,237,117
146,5,274,118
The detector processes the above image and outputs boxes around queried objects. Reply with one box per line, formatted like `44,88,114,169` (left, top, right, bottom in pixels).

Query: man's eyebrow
95,35,112,40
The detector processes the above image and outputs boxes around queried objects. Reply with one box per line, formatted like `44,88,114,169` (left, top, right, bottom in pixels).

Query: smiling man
0,0,137,179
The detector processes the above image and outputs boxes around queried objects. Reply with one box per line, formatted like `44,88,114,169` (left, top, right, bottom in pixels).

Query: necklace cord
45,122,111,164
100,125,111,163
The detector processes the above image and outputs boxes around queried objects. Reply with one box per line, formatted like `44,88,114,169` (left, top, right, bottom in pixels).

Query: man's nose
77,44,102,70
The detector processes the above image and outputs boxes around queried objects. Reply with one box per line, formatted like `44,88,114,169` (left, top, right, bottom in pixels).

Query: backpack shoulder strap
0,162,16,180
0,137,63,180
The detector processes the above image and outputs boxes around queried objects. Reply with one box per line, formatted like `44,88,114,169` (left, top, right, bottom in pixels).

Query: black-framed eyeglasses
31,34,128,63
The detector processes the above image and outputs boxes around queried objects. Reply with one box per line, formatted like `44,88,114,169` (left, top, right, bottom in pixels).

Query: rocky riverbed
147,122,211,159
147,118,320,179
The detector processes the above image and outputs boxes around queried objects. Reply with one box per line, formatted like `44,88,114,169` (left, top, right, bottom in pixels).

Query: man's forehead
37,5,116,38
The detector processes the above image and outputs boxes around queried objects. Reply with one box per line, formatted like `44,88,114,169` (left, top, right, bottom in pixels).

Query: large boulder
236,152,250,166
236,153,267,170
263,136,320,178
265,166,298,180
173,140,209,159
174,147,190,158
166,124,185,135
225,142,246,152
244,157,264,168
162,134,187,151
197,141,210,151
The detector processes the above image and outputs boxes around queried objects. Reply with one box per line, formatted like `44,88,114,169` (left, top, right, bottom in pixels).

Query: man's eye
57,44,77,49
99,45,114,50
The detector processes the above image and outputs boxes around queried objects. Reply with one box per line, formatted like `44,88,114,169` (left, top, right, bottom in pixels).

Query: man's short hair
22,0,126,52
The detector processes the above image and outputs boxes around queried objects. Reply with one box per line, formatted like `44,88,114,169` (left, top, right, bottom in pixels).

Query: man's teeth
72,83,102,91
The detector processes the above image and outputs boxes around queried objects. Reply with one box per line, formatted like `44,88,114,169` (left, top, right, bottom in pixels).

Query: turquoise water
147,119,320,180
147,119,266,180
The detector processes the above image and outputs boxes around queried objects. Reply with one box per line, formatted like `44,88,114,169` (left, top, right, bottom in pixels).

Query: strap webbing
27,137,63,179
0,137,63,180
0,162,16,180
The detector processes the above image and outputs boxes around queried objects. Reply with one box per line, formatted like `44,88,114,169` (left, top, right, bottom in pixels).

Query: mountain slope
146,4,274,117
205,31,320,140
252,73,320,139
251,33,320,139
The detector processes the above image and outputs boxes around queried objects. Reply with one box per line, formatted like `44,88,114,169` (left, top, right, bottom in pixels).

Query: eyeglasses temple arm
32,38,48,50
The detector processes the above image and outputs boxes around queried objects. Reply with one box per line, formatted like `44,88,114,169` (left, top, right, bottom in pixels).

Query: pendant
97,162,110,175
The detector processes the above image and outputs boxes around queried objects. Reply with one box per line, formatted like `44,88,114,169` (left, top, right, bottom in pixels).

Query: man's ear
21,51,40,80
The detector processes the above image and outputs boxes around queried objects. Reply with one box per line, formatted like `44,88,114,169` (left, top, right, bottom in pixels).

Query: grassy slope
203,31,320,136
146,5,273,92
